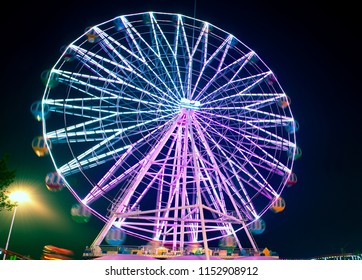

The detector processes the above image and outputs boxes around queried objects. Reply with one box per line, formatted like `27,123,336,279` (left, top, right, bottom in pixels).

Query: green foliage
0,154,16,211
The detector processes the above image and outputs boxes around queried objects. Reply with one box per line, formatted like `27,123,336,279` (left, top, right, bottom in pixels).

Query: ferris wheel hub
180,98,201,110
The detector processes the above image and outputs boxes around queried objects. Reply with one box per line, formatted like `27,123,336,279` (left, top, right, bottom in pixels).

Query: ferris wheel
40,12,299,252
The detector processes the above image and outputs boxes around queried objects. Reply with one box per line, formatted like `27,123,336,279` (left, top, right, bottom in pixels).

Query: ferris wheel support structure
91,106,259,255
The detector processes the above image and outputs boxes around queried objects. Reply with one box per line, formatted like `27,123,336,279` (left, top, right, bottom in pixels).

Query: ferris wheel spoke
243,96,283,111
242,106,293,123
118,167,166,225
65,123,172,175
206,157,259,221
189,21,209,59
191,34,234,100
90,27,181,104
199,110,294,150
186,21,210,74
235,139,291,175
173,15,186,98
54,69,178,114
58,145,130,176
177,16,192,59
219,51,255,73
194,52,254,102
45,101,118,126
127,129,180,214
71,44,132,84
45,112,118,142
209,111,288,129
89,28,136,71
48,110,176,143
49,98,175,123
83,115,182,203
243,132,293,153
108,114,183,221
70,43,131,75
66,48,129,90
58,112,178,175
46,96,120,114
69,47,178,107
149,14,189,101
200,110,291,130
52,69,118,106
151,14,193,99
244,120,295,150
53,69,119,100
85,161,143,205
200,71,272,105
228,157,277,199
204,97,291,120
149,13,163,58
203,96,277,117
120,16,149,62
196,113,292,177
177,16,193,97
195,126,274,214
149,14,185,101
46,103,175,143
121,15,182,99
193,51,254,101
190,118,259,219
195,116,285,197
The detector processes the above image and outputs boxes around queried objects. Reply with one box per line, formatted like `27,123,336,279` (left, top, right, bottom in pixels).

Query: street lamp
2,190,30,260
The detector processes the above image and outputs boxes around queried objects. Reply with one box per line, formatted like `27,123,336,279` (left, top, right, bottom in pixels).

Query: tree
0,154,16,211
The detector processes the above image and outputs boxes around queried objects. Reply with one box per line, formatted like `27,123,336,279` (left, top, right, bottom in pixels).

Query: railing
0,247,32,260
82,244,277,259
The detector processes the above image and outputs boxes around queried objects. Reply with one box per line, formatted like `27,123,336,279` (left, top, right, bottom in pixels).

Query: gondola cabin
219,236,237,254
71,203,92,223
31,136,51,157
45,171,65,192
30,101,50,121
285,120,299,134
270,197,286,213
277,95,291,109
105,227,126,246
287,146,302,160
249,219,266,235
60,46,76,62
286,172,298,187
113,17,124,31
85,27,98,43
266,74,277,85
40,70,59,88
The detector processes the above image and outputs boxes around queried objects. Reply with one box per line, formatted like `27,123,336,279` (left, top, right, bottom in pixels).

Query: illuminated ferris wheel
38,12,299,251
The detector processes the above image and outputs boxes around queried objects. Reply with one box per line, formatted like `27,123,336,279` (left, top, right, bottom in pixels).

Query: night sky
0,0,360,260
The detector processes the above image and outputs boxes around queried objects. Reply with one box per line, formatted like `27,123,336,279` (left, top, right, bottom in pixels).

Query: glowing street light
2,190,30,260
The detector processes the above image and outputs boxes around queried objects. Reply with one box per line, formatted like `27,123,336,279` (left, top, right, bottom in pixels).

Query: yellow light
9,191,30,203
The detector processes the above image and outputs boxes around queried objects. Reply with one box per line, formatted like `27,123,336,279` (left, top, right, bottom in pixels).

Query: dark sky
0,0,360,260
